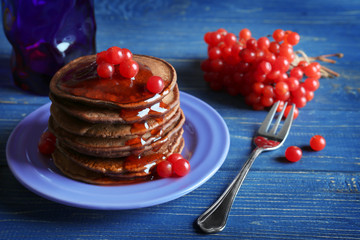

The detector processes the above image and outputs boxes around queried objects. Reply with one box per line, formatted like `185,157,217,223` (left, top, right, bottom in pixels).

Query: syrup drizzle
120,101,169,122
58,61,170,104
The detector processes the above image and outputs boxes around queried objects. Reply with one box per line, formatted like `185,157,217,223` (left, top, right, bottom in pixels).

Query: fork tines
258,101,295,139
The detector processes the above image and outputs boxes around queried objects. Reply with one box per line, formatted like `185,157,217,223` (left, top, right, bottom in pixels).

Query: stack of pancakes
48,54,185,184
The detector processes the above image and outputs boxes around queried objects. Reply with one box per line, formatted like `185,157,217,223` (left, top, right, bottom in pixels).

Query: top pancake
49,54,177,109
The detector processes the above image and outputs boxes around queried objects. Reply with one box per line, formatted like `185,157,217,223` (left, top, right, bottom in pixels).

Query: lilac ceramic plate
6,92,230,210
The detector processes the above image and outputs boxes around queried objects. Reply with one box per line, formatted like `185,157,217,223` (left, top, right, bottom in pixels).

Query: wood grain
0,0,359,239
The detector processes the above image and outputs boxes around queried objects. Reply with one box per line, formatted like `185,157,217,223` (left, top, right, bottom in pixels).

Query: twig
291,50,342,78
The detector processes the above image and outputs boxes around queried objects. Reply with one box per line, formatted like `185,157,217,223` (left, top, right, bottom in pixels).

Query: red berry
119,60,139,78
38,131,56,155
96,51,107,64
253,71,266,82
237,61,250,72
122,48,133,61
269,41,280,54
310,135,326,151
231,43,243,57
173,158,191,177
263,52,276,64
246,38,257,50
263,85,275,98
204,32,212,44
224,33,237,46
257,37,270,50
275,91,290,101
287,77,300,91
285,146,302,162
290,67,304,80
245,92,261,105
157,161,173,178
278,72,288,82
210,32,223,46
273,56,290,73
222,46,232,58
291,85,306,98
97,63,114,78
304,77,320,91
273,29,285,42
275,82,289,96
208,47,222,60
260,96,274,107
303,63,319,77
211,59,225,72
252,103,264,111
252,82,265,95
146,76,165,93
217,28,228,35
258,61,272,75
284,105,299,119
305,90,314,101
279,43,294,59
167,153,185,165
298,60,309,69
287,32,300,45
240,48,256,63
239,28,251,41
292,96,307,108
276,101,285,112
312,62,321,71
106,46,124,65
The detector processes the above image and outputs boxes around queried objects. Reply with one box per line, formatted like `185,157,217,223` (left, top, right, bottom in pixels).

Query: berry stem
311,53,344,63
292,50,342,78
320,65,340,78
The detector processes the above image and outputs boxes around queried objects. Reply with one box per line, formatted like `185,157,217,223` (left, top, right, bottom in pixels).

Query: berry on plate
156,153,191,178
38,131,56,155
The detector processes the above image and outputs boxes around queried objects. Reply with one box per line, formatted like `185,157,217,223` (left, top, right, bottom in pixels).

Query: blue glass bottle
2,0,97,95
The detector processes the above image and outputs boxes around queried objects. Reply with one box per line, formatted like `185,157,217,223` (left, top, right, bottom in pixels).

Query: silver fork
197,101,295,233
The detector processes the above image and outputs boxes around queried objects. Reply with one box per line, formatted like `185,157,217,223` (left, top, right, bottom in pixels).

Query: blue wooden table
1,0,359,239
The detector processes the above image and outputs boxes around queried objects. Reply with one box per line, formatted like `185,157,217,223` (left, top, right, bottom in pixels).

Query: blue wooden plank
0,0,360,239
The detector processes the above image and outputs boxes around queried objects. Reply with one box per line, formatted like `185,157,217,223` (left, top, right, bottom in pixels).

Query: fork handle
197,147,263,233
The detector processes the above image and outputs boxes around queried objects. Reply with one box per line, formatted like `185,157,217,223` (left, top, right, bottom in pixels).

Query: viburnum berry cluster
96,46,139,79
201,28,323,116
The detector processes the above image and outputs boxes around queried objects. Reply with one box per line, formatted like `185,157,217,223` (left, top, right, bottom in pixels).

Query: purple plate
6,92,230,210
